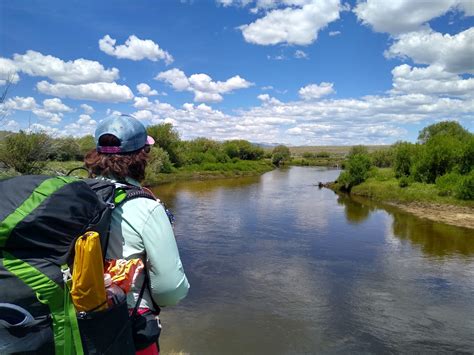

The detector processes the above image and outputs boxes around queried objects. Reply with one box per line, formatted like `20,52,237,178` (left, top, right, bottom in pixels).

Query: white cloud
299,82,335,100
354,0,473,35
80,104,95,115
4,120,20,131
328,30,341,36
294,50,308,59
385,28,474,74
99,35,173,64
391,64,474,97
32,109,63,124
37,81,134,103
257,93,282,105
62,114,97,137
11,50,119,84
136,83,159,96
3,96,38,111
0,58,20,85
155,68,190,90
239,0,341,45
42,98,73,112
132,109,154,121
156,69,253,102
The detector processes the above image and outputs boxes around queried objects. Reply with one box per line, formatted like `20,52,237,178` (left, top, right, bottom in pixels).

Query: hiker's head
84,114,155,181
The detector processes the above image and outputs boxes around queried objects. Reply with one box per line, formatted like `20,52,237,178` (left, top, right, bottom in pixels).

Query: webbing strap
62,265,84,355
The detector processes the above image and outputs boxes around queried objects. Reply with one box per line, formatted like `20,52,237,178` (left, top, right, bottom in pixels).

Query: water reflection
151,167,474,354
335,194,474,258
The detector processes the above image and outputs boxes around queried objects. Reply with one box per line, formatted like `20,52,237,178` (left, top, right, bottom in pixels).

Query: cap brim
146,135,155,145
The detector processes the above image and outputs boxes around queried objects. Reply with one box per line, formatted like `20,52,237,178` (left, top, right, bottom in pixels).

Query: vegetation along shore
328,121,474,229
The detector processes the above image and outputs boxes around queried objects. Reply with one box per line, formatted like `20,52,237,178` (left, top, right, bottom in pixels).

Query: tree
271,145,291,166
417,121,471,144
51,137,81,161
392,141,416,178
77,135,96,157
222,140,264,160
147,123,183,166
0,131,51,174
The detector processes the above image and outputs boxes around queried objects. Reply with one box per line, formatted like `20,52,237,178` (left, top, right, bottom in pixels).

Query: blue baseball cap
95,114,155,154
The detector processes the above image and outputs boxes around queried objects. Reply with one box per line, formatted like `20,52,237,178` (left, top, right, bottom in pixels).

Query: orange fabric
105,258,144,293
71,231,107,312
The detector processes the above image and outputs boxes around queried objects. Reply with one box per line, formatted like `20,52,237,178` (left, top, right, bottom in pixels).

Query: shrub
302,152,315,159
412,135,463,183
271,145,291,166
435,172,462,196
392,141,417,178
418,120,471,144
371,148,394,168
398,176,410,188
0,131,51,174
348,145,368,158
316,151,330,158
456,171,474,200
146,146,173,175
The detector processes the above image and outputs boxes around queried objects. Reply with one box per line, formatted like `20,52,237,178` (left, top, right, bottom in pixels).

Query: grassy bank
333,168,474,208
143,159,274,185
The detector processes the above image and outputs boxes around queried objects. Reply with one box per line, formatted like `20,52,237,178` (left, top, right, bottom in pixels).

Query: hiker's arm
141,204,190,307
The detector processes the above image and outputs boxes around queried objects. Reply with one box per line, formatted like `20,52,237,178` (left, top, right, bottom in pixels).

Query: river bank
327,169,474,229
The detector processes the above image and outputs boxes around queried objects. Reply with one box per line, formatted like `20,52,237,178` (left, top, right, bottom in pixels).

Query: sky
0,0,473,146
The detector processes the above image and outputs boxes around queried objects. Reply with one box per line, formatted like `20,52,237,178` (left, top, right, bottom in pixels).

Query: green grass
339,168,474,208
145,160,274,185
290,157,343,167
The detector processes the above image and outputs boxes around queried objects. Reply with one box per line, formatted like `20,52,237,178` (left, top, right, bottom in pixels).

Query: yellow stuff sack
71,231,107,312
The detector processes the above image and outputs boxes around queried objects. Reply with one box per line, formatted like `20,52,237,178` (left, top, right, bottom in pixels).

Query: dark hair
84,134,149,182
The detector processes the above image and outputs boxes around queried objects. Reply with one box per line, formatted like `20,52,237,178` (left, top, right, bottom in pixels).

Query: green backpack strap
61,265,84,355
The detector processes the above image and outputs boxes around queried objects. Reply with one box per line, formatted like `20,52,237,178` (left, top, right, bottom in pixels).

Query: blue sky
1,0,473,145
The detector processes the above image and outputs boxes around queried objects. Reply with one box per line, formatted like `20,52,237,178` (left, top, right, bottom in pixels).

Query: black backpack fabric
0,175,152,354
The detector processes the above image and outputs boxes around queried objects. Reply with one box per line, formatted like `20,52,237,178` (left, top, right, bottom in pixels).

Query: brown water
152,167,474,354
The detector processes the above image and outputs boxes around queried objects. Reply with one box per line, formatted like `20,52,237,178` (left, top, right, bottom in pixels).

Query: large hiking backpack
0,175,154,354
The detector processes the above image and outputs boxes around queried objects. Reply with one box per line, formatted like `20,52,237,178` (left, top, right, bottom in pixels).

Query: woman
84,114,190,355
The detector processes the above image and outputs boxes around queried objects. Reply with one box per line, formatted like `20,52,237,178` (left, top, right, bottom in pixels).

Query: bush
271,145,291,166
435,172,462,196
146,146,173,175
348,145,368,158
398,176,410,188
316,151,330,158
456,171,474,200
222,140,264,160
337,153,372,191
0,131,51,174
392,141,417,178
412,135,463,183
302,152,315,159
371,148,393,168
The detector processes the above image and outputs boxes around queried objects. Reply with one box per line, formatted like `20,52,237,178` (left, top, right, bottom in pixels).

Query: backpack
0,175,155,354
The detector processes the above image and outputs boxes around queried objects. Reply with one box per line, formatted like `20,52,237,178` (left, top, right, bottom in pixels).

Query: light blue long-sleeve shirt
104,178,190,310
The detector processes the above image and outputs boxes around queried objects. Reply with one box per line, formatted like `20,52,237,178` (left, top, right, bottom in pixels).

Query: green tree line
0,123,292,176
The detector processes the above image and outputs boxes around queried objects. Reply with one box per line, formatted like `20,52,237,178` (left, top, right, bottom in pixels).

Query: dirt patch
390,202,474,230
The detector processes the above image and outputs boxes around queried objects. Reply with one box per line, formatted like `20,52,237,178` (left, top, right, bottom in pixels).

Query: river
151,166,474,354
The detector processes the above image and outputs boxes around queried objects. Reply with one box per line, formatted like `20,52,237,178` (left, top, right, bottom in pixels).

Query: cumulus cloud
3,96,38,111
80,104,95,115
99,35,174,64
239,0,341,45
156,69,253,102
299,82,335,100
354,0,473,35
42,98,73,112
61,114,97,137
391,64,474,97
11,50,119,84
294,50,308,59
136,83,159,96
37,81,134,103
385,28,474,74
0,58,20,85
